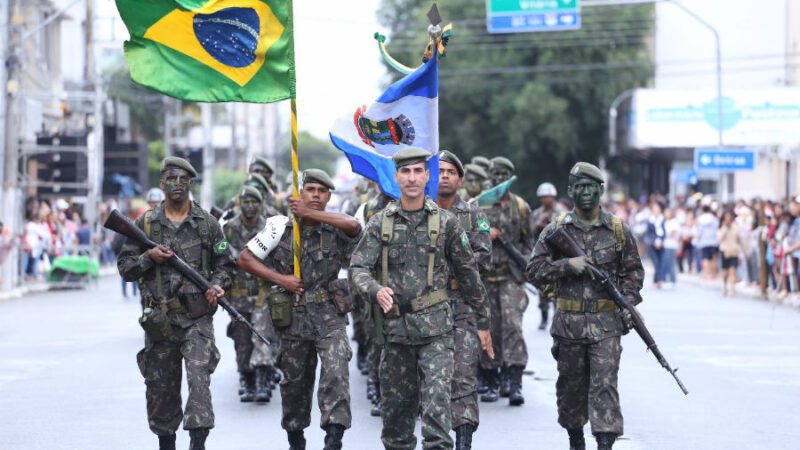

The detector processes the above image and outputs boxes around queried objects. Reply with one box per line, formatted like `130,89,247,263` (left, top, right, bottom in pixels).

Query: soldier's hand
376,287,394,314
478,329,494,360
619,308,635,332
489,227,502,241
567,256,592,276
205,285,224,307
148,245,173,265
280,275,304,295
288,198,311,219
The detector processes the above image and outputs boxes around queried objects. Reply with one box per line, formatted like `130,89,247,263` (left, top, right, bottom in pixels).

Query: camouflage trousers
278,327,353,431
380,334,455,450
481,280,528,369
249,305,279,368
552,336,623,435
136,316,220,436
451,318,480,429
227,311,254,373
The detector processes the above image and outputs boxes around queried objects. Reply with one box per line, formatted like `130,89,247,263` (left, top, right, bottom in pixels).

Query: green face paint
161,168,192,203
568,178,602,212
464,173,484,196
240,196,261,220
490,167,513,187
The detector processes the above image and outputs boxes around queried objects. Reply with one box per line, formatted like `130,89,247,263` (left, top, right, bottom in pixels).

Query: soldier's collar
450,197,469,212
564,209,613,229
423,196,439,212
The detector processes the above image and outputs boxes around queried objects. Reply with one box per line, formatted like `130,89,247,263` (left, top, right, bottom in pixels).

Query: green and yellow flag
116,0,295,103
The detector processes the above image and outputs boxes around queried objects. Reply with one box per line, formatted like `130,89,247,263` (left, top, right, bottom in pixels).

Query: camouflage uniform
446,197,491,430
530,203,568,318
527,210,644,436
118,202,233,436
480,193,535,370
350,198,489,450
263,220,358,432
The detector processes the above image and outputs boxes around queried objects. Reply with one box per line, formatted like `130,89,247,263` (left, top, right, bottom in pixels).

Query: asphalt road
1,273,798,449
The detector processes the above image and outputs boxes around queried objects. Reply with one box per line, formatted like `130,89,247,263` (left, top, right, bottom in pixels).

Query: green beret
160,156,197,178
439,150,464,177
464,163,488,180
392,147,431,169
303,168,336,191
490,156,515,173
471,156,491,171
247,173,270,192
569,162,605,184
239,185,263,202
249,156,273,174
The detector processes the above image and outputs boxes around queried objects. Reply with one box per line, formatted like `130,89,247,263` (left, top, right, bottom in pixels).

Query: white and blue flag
329,56,439,199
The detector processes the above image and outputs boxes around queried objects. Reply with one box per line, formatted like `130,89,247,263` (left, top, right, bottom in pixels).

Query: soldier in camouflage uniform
222,186,275,403
531,182,568,330
238,169,361,450
479,156,535,406
457,163,489,201
118,157,234,450
437,151,494,450
470,156,493,192
350,148,491,450
527,162,644,450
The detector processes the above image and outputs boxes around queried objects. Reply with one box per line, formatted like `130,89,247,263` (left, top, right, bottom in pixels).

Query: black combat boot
454,424,474,450
595,432,616,450
238,372,247,395
508,365,525,406
567,428,585,450
266,365,278,391
158,434,176,450
366,377,378,401
240,371,256,402
323,424,346,450
538,309,548,330
188,428,208,450
480,368,499,402
254,366,271,403
477,368,488,395
499,365,511,398
287,430,306,450
356,345,368,375
272,366,283,384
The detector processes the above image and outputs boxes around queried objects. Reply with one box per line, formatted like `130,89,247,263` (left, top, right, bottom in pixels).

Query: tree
276,130,338,178
377,1,654,202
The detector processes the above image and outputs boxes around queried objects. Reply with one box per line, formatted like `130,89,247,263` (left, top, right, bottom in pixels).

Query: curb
0,266,119,302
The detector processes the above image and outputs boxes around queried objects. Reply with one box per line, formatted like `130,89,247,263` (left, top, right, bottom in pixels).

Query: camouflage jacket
117,202,234,328
263,220,360,340
527,210,644,343
349,198,489,345
481,192,535,282
531,203,568,241
446,197,492,324
223,214,267,312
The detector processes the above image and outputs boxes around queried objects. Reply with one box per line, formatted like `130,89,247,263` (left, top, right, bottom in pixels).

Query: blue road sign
694,148,756,172
487,0,581,34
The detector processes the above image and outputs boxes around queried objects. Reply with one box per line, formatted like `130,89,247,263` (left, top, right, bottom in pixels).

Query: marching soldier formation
117,153,644,450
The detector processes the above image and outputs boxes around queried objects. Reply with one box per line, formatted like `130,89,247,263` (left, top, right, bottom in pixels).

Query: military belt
150,297,187,315
556,298,617,313
389,288,449,317
301,288,330,305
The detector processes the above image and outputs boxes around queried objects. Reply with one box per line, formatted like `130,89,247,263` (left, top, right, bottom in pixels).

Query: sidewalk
0,265,118,302
674,268,800,309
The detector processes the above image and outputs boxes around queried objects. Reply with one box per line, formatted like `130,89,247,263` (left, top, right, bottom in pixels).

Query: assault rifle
544,226,689,395
105,209,271,346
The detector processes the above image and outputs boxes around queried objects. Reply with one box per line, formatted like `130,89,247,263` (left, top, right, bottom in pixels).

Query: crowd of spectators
607,193,800,300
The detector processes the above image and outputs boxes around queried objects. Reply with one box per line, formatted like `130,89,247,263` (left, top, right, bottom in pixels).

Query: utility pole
85,0,103,227
0,0,14,290
200,103,213,209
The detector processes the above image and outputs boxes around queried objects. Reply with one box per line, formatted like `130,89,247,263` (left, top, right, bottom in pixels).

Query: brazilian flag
116,0,295,103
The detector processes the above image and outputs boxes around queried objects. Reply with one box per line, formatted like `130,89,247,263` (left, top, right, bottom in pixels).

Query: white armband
246,215,290,259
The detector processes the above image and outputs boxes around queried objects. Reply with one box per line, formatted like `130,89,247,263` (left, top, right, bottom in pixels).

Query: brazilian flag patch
214,240,229,255
477,219,490,232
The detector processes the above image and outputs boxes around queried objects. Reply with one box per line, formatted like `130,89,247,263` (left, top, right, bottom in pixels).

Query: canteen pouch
330,278,353,315
268,286,293,328
180,283,212,319
139,307,173,342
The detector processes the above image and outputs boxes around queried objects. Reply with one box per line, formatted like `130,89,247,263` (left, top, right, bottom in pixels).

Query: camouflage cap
392,147,431,169
439,150,464,177
303,168,336,191
239,185,263,202
464,163,488,180
471,156,491,171
490,156,515,173
247,173,270,192
160,156,198,178
249,156,273,174
569,162,605,184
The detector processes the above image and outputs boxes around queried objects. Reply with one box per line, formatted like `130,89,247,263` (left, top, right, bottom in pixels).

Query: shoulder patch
214,240,229,255
477,219,490,232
